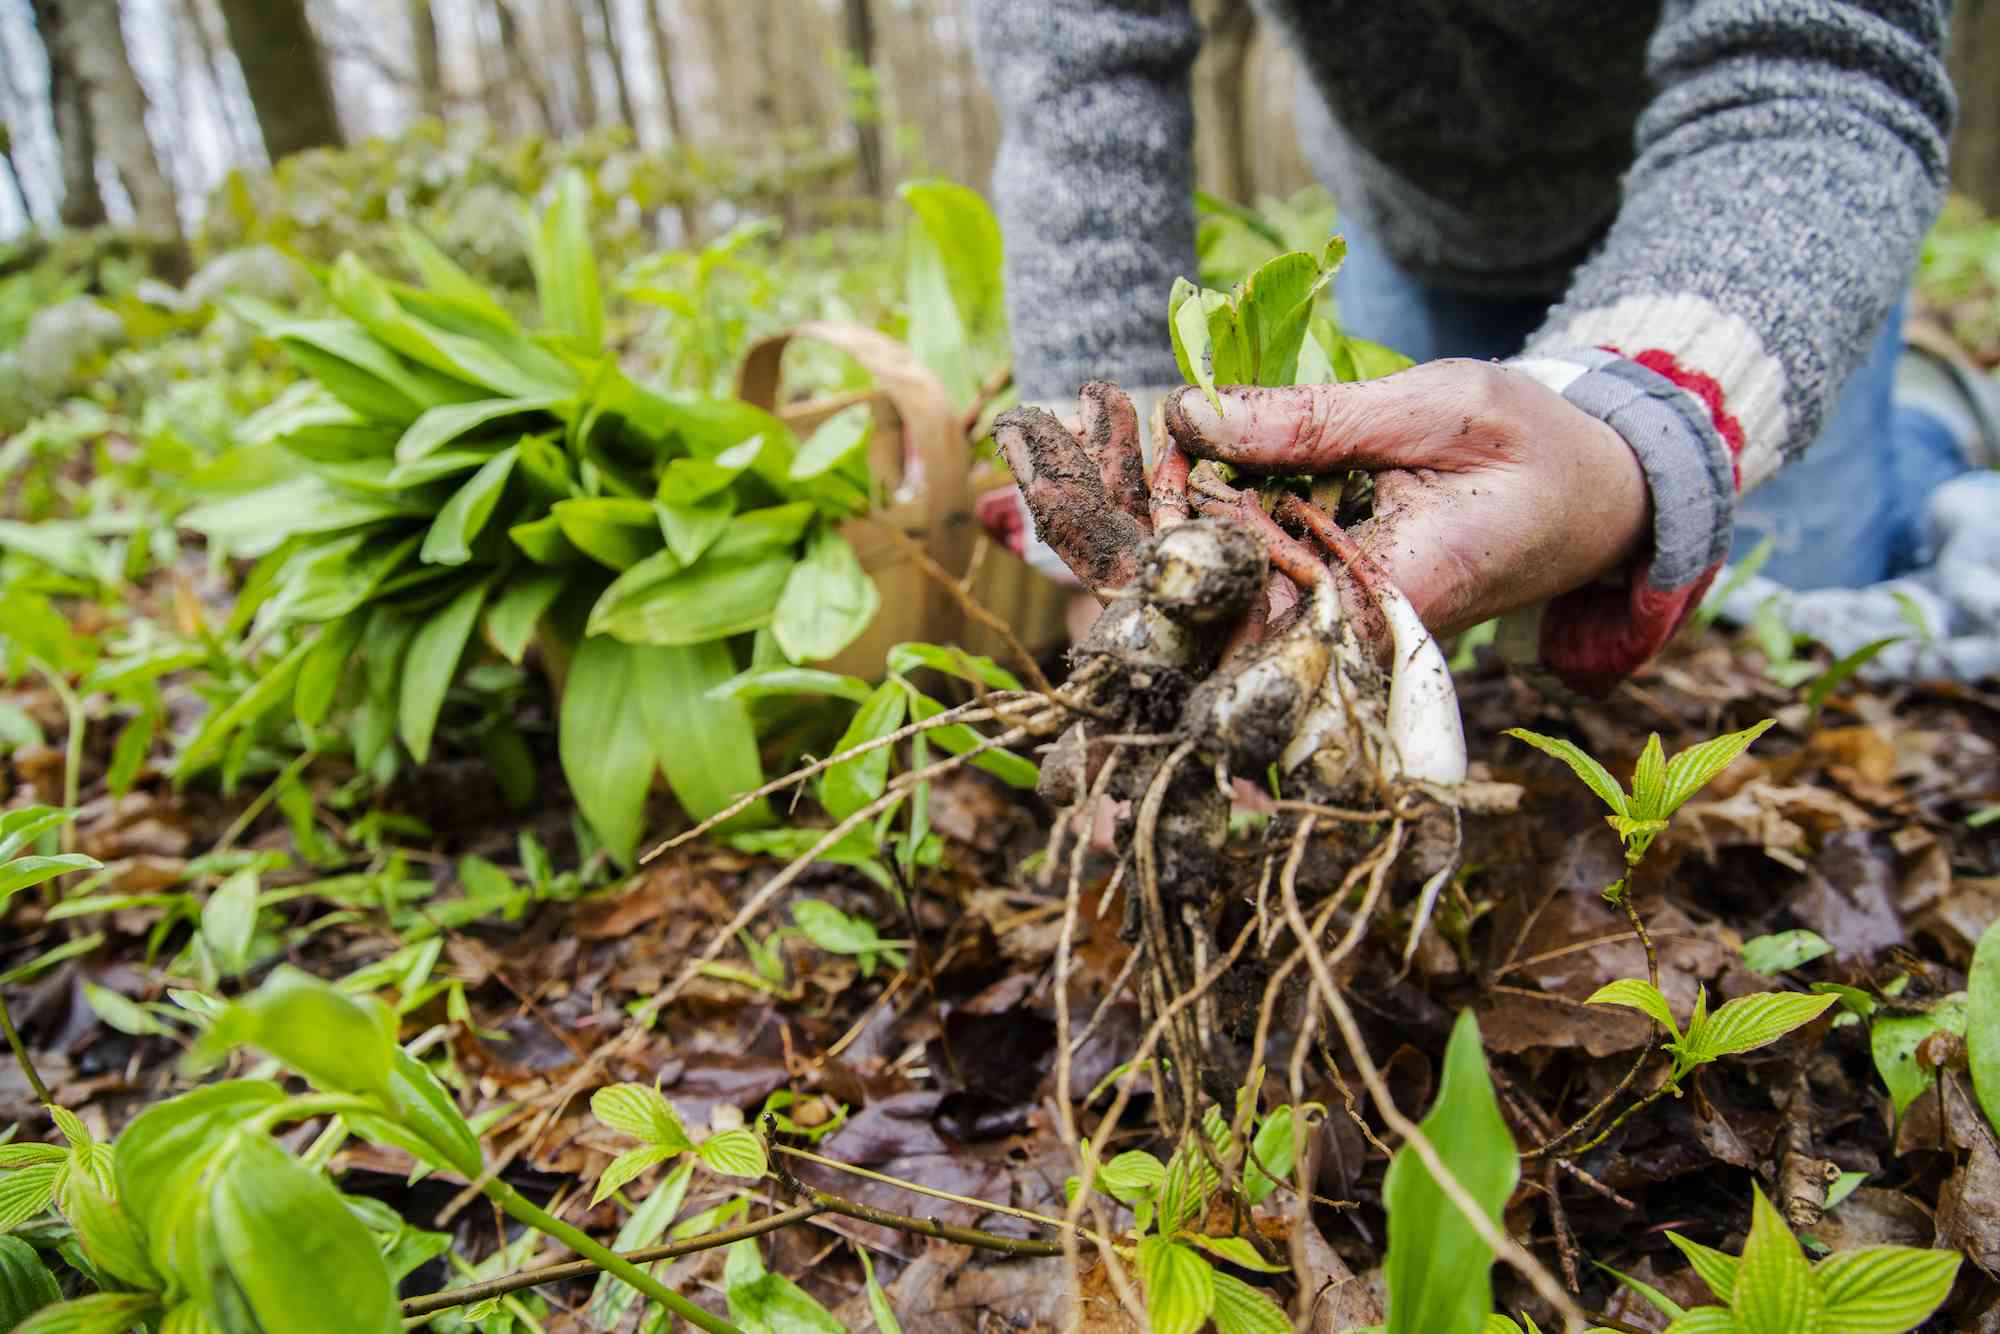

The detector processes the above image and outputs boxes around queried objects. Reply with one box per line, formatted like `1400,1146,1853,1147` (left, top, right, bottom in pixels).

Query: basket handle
735,320,973,566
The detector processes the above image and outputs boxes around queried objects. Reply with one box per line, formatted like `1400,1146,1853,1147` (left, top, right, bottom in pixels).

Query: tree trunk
0,145,31,226
593,0,637,129
707,0,768,139
28,0,105,226
1950,0,2000,212
177,0,249,162
214,0,342,160
497,1,556,132
767,0,819,139
409,0,444,119
642,0,683,142
475,0,512,130
550,0,595,130
1192,0,1256,203
841,0,882,196
50,0,178,234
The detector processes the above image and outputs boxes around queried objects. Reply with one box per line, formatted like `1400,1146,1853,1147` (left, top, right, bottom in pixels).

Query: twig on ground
769,1134,1065,1257
1560,1082,1674,1160
774,1142,1099,1241
1543,1158,1582,1291
400,1203,823,1321
1524,1041,1659,1162
1528,885,1665,1161
642,694,1042,861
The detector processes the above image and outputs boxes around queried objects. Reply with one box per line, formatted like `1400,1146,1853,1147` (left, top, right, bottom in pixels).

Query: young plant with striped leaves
1507,720,1834,1147
1504,718,1776,906
1608,1185,1960,1334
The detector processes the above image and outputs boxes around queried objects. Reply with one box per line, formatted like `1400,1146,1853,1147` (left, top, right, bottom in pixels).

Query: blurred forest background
0,0,1334,245
2,0,1997,253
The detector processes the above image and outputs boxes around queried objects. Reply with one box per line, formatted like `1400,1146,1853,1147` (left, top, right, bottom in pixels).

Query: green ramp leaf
1383,1010,1519,1334
398,578,491,762
532,170,603,350
637,639,772,829
1969,917,2000,1133
199,966,397,1103
772,527,880,663
206,1134,400,1333
557,634,661,869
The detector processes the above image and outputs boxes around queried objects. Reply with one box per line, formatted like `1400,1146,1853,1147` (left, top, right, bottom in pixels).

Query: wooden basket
735,322,1069,676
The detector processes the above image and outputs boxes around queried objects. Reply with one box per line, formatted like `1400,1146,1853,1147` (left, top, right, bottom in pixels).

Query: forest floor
4,606,1998,1331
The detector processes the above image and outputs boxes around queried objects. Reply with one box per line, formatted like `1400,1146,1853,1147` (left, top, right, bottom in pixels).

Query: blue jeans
1332,227,1970,588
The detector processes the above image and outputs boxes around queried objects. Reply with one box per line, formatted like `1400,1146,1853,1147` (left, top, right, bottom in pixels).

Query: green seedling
1065,1090,1310,1334
1505,718,1775,904
588,1082,767,1205
1606,1185,1959,1334
1588,979,1834,1093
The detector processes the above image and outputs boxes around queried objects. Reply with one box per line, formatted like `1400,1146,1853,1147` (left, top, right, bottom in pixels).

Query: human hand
992,382,1472,790
1164,359,1654,638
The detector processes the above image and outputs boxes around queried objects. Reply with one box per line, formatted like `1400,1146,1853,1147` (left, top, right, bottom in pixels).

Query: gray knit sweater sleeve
1505,1,1953,690
1529,0,1954,494
966,0,1201,402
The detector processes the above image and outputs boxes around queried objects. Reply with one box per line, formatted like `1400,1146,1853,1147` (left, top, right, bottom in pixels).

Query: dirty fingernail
1167,385,1242,447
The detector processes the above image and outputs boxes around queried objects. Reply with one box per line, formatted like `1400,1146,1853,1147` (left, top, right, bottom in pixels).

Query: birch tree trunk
27,0,105,226
551,0,595,130
475,0,513,131
177,0,249,162
497,1,556,132
410,0,444,119
215,0,343,160
50,0,178,234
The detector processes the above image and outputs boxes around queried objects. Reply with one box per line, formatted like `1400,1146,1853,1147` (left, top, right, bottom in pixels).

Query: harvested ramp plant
988,381,1486,1123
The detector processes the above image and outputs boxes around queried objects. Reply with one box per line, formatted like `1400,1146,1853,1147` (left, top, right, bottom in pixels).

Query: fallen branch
400,1203,822,1321
769,1134,1066,1257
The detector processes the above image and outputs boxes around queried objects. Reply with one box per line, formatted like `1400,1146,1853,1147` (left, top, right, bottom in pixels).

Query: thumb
1164,361,1509,474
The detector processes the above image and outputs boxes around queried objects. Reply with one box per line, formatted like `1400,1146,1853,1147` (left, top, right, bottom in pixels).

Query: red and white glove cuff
1506,347,1744,693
